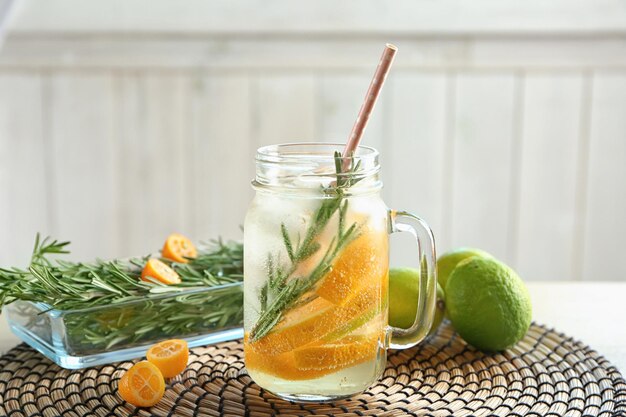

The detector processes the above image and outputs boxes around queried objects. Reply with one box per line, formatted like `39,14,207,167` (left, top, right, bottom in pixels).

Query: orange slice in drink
118,361,165,407
315,227,388,305
292,334,380,371
147,339,189,378
245,332,381,380
245,342,327,381
321,305,386,343
249,284,381,355
248,225,388,355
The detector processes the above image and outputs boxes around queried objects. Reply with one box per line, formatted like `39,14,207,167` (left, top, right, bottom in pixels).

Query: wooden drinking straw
341,43,397,169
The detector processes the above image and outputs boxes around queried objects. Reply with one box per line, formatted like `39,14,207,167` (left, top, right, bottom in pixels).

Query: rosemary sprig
0,235,243,310
0,235,244,351
250,152,364,341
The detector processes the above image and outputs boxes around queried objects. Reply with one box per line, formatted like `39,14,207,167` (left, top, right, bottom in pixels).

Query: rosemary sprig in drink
250,152,364,341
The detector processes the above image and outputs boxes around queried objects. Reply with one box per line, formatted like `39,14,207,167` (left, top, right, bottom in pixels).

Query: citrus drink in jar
244,143,437,401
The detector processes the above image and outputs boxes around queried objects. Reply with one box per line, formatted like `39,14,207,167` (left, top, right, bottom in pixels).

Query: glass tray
3,282,243,369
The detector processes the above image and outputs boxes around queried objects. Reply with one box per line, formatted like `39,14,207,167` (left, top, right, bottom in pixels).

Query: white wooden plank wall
386,73,447,267
114,73,193,255
48,74,118,261
516,75,585,281
256,75,317,147
0,74,48,266
189,74,253,243
583,73,626,282
0,15,625,281
450,73,517,262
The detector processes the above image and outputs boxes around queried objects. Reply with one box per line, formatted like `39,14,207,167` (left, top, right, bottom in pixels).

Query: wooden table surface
0,281,624,372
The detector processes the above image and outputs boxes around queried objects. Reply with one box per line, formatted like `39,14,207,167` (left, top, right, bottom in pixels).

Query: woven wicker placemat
0,322,624,417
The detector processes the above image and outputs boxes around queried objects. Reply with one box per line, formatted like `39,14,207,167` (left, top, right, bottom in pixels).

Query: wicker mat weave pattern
0,322,625,417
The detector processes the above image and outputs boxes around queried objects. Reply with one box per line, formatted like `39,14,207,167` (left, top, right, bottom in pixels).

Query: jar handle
388,210,438,349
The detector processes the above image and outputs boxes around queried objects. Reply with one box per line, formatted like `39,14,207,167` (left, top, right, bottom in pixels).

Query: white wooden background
0,0,625,281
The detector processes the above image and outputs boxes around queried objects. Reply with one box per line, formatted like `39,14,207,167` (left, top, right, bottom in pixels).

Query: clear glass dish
3,282,243,369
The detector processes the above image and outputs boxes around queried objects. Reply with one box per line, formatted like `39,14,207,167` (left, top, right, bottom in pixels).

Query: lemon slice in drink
249,224,387,355
249,284,381,355
315,227,388,304
246,332,381,380
292,333,380,371
245,339,329,381
322,296,387,343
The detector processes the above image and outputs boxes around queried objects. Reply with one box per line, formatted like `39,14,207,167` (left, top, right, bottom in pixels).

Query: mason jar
244,143,437,402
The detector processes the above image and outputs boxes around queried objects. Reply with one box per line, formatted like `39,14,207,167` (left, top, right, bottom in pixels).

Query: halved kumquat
118,361,165,408
141,258,181,285
161,233,197,263
147,339,189,378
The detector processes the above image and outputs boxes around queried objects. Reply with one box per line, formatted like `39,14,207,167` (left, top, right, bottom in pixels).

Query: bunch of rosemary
250,152,364,340
0,235,244,352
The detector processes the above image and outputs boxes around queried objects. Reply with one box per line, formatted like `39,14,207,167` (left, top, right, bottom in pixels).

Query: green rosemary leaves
0,235,244,350
0,235,243,311
249,152,363,341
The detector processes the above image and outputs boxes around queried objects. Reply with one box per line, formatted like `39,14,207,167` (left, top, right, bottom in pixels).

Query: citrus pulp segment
141,258,181,285
118,361,165,407
147,339,189,378
161,233,197,263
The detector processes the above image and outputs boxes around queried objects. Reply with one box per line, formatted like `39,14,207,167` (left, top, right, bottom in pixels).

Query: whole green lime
437,247,493,290
389,267,445,336
445,257,532,351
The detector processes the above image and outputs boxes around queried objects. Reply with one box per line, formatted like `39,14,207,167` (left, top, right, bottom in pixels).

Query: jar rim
256,142,379,164
253,142,382,194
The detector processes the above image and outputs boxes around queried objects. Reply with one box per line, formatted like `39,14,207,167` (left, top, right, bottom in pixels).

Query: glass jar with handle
244,143,437,402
